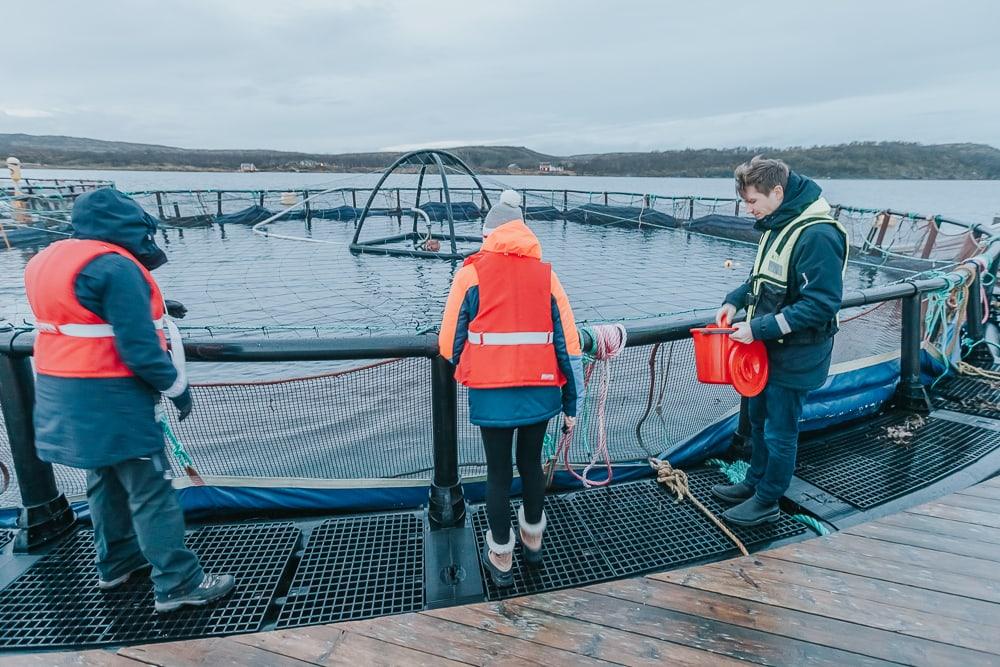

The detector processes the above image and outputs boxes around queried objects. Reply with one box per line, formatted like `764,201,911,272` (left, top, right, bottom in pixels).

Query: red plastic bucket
690,324,736,384
690,323,769,397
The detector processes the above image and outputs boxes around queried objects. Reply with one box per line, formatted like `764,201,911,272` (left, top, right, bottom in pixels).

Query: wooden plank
120,637,315,666
342,612,609,666
799,533,1000,581
978,476,1000,489
847,520,1000,563
876,510,1000,545
597,573,986,667
766,539,1000,603
935,493,1000,514
905,503,1000,529
425,600,738,667
0,650,140,666
955,484,1000,501
514,584,883,666
651,560,999,658
736,555,1000,627
232,625,467,666
231,626,348,664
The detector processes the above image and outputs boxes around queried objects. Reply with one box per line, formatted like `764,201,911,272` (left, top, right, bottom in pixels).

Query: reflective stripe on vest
35,318,166,338
746,215,849,321
467,331,553,345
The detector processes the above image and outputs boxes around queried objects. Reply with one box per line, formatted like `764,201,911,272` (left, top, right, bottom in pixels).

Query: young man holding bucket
713,156,848,526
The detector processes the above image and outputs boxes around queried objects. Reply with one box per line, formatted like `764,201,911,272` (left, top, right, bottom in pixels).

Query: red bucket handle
691,327,735,335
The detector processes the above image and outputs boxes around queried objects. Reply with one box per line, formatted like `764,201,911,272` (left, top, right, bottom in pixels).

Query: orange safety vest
24,239,167,378
455,251,565,389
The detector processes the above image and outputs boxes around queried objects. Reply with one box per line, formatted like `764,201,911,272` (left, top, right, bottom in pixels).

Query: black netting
0,297,918,505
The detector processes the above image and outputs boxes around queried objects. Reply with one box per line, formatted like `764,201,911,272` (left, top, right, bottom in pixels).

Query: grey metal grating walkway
276,512,424,628
796,412,1000,509
0,522,298,650
473,471,805,601
932,374,1000,421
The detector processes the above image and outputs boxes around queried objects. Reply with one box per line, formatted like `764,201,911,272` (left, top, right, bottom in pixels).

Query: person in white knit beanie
482,189,523,237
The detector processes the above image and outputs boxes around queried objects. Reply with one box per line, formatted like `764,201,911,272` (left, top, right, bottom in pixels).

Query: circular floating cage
350,149,491,260
0,177,111,247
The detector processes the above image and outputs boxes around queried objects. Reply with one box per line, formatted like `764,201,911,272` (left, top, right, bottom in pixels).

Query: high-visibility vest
24,239,167,378
455,251,565,389
746,214,849,343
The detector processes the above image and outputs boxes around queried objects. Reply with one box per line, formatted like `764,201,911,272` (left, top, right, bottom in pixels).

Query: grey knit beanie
483,189,523,237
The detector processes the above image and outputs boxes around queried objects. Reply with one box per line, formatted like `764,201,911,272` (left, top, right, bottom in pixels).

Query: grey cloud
1,0,997,153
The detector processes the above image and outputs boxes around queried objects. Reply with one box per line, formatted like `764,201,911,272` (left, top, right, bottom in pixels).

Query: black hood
71,188,167,270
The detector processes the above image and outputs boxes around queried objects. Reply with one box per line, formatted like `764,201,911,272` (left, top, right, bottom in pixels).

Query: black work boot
722,496,780,527
711,481,756,505
517,507,546,568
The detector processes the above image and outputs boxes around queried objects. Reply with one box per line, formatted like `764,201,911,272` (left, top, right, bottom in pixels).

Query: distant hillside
1,134,998,179
571,143,1000,179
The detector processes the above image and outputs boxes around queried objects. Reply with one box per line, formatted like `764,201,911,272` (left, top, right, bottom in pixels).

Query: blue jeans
743,383,808,504
87,451,203,598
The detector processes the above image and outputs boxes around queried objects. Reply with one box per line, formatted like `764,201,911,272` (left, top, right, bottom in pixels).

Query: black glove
165,299,187,319
170,387,193,421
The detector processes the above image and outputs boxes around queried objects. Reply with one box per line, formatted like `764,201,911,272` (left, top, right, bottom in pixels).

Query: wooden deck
10,476,1000,667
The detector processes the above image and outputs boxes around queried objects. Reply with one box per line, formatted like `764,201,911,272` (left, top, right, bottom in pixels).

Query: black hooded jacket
33,189,180,468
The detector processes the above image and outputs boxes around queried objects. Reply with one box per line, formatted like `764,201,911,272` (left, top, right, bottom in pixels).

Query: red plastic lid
728,340,769,397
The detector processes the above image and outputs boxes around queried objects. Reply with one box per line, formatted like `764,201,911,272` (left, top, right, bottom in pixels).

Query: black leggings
481,419,549,544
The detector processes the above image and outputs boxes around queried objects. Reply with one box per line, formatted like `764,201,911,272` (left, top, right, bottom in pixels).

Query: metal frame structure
349,150,492,260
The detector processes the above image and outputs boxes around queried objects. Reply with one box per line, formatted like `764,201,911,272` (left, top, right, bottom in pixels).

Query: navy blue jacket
33,189,180,469
725,176,846,390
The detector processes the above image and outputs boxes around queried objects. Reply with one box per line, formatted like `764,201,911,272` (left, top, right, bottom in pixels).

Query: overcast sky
2,1,998,155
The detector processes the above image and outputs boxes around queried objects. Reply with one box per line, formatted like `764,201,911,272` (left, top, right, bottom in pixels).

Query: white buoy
6,157,22,194
280,191,298,207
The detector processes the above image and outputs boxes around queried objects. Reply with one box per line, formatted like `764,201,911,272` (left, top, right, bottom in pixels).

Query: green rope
159,414,194,469
791,514,830,536
705,458,750,484
542,432,556,461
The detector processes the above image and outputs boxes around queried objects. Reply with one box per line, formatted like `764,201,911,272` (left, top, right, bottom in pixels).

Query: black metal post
897,294,931,411
433,154,459,256
412,166,427,234
216,191,223,216
428,355,465,529
964,266,994,367
0,354,75,551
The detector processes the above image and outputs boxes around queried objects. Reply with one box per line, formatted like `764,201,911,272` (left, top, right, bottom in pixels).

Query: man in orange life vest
24,188,234,613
